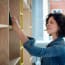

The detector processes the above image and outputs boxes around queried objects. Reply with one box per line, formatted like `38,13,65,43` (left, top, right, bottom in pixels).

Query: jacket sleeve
23,37,64,57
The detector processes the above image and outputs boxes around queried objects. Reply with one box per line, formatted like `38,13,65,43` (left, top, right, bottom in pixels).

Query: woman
12,13,65,65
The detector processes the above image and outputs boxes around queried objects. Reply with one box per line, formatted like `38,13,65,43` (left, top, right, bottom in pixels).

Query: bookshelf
0,0,9,65
23,0,32,65
9,0,20,65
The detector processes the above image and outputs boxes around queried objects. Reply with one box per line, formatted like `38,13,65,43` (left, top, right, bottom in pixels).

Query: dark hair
46,13,65,37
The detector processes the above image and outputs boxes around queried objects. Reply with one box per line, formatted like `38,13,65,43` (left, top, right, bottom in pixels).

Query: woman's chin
47,32,52,36
47,31,51,34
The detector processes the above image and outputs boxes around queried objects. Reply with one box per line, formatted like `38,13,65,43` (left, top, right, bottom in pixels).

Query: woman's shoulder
47,37,65,47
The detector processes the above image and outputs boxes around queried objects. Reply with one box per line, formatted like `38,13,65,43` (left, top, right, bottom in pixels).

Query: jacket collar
47,37,65,47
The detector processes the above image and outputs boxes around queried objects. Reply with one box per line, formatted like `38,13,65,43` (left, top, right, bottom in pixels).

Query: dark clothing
23,37,65,65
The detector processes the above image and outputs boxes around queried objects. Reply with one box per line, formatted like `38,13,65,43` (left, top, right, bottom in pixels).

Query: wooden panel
9,0,20,60
0,0,8,24
0,29,9,65
0,0,9,65
23,9,32,36
23,48,32,65
9,0,20,21
9,31,20,60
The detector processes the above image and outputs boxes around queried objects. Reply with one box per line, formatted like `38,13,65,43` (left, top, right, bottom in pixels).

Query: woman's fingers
11,16,20,31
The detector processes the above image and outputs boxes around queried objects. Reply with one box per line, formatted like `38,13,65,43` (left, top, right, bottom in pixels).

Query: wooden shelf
10,57,21,65
0,24,9,28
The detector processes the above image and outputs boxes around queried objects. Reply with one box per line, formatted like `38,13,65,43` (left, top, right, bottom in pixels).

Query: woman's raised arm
12,17,29,43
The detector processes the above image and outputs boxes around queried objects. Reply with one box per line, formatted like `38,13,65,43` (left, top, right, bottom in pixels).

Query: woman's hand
11,17,21,32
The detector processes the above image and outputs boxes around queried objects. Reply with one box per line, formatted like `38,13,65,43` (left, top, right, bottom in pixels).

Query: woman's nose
47,23,50,26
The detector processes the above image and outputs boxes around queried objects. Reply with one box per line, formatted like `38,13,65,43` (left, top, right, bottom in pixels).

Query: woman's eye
47,21,53,25
50,21,54,24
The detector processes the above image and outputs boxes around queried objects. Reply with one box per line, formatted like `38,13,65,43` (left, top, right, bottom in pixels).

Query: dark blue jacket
23,37,65,65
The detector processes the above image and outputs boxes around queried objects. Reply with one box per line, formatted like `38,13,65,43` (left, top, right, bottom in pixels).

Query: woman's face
46,16,59,36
